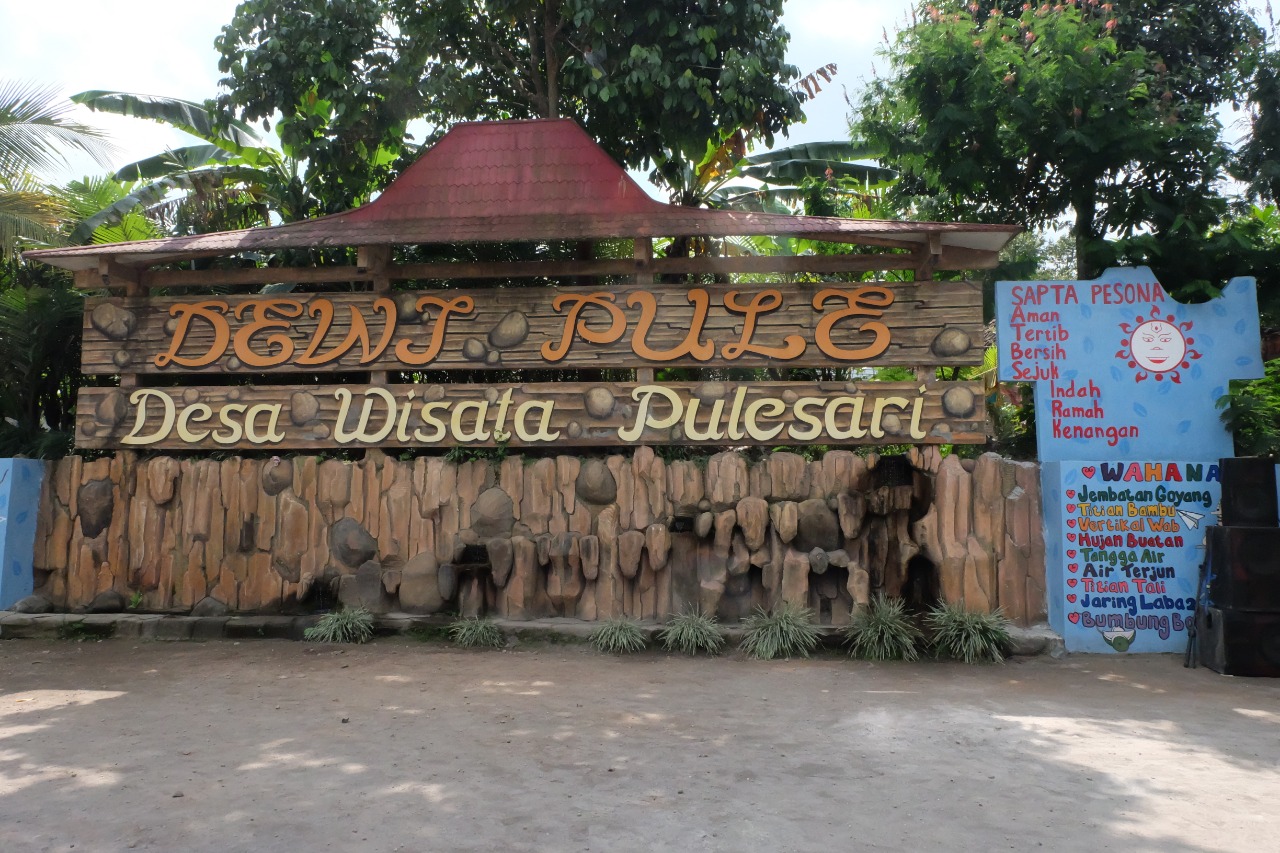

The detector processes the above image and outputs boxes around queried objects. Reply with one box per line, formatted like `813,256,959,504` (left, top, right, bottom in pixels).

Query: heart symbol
1067,578,1078,587
1069,564,1079,573
1068,612,1081,624
1066,490,1076,499
1082,466,1096,479
1067,549,1077,557
1067,519,1077,528
1067,594,1077,603
1066,503,1076,512
1067,533,1076,542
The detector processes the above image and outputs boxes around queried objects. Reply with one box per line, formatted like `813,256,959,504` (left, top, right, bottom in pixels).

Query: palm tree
0,80,112,252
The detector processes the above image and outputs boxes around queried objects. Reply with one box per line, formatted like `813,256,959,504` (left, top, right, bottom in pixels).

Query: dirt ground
1,639,1277,853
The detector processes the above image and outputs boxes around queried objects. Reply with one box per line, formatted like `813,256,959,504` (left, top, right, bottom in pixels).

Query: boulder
9,595,52,614
190,596,230,618
78,479,114,538
487,537,514,587
795,499,840,553
87,590,126,613
736,497,769,552
575,458,618,505
329,518,377,569
471,487,515,539
398,552,445,613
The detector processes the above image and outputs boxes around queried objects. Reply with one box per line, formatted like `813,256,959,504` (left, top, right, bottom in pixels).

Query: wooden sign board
81,281,982,375
76,381,986,450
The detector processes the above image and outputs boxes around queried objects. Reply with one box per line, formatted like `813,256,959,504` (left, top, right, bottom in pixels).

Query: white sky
0,0,916,188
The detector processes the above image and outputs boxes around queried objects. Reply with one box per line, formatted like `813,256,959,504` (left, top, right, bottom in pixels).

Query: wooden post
359,245,393,464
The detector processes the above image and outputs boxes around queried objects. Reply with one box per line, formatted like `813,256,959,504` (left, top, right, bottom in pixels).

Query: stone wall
30,448,1046,625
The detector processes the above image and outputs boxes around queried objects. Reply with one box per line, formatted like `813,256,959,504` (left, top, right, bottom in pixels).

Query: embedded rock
471,487,515,538
78,479,114,538
329,518,377,569
87,590,126,613
575,458,617,505
795,499,840,553
190,596,230,617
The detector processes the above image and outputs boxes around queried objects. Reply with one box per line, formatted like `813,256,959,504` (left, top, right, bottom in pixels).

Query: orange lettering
721,289,805,360
298,297,398,366
154,301,230,368
541,293,626,362
394,295,475,366
232,299,305,368
813,286,893,361
627,289,714,362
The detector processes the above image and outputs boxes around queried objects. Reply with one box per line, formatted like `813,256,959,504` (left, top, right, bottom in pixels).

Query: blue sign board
996,267,1265,653
0,458,46,610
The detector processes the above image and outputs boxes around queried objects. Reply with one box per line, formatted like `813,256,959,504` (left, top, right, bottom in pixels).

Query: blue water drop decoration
1083,338,1094,353
1110,365,1123,382
1065,368,1078,380
1213,302,1228,316
1190,364,1204,381
14,510,26,525
1133,402,1148,417
1177,421,1191,434
1235,318,1247,333
1081,305,1093,319
1235,356,1254,367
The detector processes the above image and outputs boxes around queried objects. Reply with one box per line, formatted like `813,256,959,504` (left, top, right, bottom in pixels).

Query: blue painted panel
0,459,46,610
1043,460,1220,653
995,268,1263,654
995,267,1263,463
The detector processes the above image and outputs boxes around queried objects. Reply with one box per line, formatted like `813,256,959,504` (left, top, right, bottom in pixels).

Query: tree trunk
1071,183,1099,281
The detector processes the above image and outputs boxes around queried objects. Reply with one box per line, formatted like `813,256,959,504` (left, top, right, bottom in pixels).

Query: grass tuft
303,607,375,644
589,618,648,654
844,595,922,661
657,609,725,656
739,602,821,660
448,617,505,649
926,601,1013,664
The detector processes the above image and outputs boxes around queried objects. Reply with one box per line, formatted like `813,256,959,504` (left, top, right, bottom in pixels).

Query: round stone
584,387,615,419
931,327,972,358
942,386,977,418
487,311,530,349
290,391,321,425
182,388,200,405
112,350,130,368
89,303,137,340
462,339,487,361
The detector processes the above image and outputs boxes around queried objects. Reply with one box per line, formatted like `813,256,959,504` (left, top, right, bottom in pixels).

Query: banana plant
67,90,324,239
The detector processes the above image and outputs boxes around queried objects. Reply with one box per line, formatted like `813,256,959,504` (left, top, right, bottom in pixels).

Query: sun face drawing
1117,306,1201,383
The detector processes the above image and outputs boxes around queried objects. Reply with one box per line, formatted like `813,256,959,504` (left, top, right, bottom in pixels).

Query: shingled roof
26,119,1019,271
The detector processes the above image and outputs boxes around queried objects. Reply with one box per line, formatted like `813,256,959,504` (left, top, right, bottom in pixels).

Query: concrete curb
0,610,1065,656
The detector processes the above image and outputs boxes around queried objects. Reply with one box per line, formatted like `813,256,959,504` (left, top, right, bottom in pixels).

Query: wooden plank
132,252,925,291
81,280,984,375
75,380,988,451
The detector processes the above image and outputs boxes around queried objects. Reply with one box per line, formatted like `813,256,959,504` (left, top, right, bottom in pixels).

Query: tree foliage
857,1,1264,278
214,0,804,210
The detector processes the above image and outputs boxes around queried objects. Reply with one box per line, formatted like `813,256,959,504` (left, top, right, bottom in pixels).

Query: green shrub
303,607,375,644
926,602,1013,664
657,610,725,656
844,595,923,661
448,617,505,649
739,603,821,660
589,618,648,654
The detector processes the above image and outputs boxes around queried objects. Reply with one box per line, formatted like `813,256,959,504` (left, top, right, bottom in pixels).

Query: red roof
26,119,1019,271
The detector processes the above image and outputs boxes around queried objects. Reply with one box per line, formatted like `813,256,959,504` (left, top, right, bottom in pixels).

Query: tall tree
214,0,804,211
857,1,1264,278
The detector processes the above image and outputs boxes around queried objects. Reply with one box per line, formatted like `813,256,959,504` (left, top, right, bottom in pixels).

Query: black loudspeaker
1197,607,1280,677
1219,457,1279,527
1205,526,1280,611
